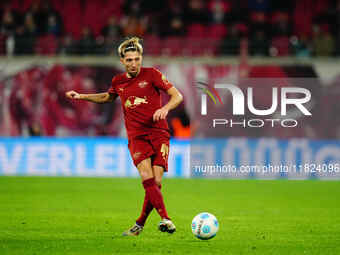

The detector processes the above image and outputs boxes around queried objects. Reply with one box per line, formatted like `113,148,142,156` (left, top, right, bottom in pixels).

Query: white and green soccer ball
191,212,219,240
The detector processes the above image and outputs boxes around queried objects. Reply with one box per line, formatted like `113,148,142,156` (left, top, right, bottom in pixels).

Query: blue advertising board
0,138,339,179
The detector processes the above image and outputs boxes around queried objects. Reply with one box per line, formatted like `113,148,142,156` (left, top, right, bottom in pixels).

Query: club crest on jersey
124,96,148,109
138,81,148,88
162,75,169,84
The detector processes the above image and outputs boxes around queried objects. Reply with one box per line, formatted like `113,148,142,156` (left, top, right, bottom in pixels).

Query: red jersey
108,67,173,138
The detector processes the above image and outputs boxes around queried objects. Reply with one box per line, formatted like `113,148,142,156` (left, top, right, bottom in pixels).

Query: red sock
136,196,153,226
136,184,162,226
141,178,169,220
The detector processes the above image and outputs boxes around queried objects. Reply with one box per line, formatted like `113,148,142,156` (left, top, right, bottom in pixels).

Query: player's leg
123,137,154,236
124,134,173,236
135,165,163,226
124,157,171,236
153,165,176,233
153,165,164,188
136,157,154,181
148,132,175,233
123,158,155,236
136,158,170,220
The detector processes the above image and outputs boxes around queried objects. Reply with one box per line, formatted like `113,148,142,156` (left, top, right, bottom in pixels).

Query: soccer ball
191,212,219,240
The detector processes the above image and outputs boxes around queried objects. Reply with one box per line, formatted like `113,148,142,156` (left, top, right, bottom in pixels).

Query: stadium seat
0,34,6,55
143,35,162,56
187,24,207,38
204,24,228,55
62,0,83,39
35,35,58,55
20,0,34,11
271,36,290,56
50,0,65,13
313,0,330,17
293,0,313,37
207,24,227,39
250,11,267,23
101,0,124,23
162,37,183,56
83,0,105,37
204,38,220,56
270,11,289,24
184,37,206,56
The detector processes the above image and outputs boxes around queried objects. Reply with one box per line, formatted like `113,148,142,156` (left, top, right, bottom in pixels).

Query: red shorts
128,130,170,171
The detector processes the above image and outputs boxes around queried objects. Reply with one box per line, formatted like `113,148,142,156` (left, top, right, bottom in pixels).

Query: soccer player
65,37,183,236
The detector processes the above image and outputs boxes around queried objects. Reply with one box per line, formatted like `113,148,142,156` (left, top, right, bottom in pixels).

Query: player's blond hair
118,37,143,58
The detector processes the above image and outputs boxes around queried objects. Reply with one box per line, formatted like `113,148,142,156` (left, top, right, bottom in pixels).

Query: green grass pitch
0,177,339,255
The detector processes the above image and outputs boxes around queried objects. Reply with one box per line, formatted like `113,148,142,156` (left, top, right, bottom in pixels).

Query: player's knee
139,168,153,181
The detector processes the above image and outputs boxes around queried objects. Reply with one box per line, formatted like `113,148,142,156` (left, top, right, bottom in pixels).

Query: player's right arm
65,91,117,103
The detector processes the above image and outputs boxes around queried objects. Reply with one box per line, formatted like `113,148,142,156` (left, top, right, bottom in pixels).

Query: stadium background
1,0,339,179
0,1,340,254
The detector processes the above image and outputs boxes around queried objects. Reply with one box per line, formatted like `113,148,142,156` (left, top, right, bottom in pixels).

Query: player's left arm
153,87,183,122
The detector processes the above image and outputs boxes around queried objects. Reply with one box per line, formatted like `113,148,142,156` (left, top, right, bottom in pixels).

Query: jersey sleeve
107,77,117,95
151,68,173,91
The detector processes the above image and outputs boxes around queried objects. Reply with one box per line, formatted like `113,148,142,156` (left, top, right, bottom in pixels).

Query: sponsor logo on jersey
138,81,148,88
124,96,148,109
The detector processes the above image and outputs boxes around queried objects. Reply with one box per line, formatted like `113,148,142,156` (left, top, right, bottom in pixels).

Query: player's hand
65,90,81,99
153,107,169,122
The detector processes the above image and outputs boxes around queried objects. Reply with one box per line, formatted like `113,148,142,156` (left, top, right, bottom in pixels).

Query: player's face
121,51,142,77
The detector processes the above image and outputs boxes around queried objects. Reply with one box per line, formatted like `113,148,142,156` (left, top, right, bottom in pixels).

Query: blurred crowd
1,65,125,136
0,64,192,138
0,0,339,57
2,63,340,139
